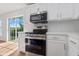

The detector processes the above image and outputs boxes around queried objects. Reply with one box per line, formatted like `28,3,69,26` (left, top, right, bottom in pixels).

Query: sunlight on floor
0,41,18,56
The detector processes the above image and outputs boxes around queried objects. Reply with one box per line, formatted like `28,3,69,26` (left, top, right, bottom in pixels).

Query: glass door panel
8,16,24,42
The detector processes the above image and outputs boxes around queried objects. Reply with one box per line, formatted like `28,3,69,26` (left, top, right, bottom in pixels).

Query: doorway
8,16,24,42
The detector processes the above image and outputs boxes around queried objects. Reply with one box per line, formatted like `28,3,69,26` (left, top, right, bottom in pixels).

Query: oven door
25,39,46,56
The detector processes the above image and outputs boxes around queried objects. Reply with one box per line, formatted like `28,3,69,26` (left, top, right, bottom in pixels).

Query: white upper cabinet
73,4,79,19
26,3,79,21
59,4,73,20
47,4,59,20
38,3,48,12
30,4,39,14
30,3,48,14
39,3,73,20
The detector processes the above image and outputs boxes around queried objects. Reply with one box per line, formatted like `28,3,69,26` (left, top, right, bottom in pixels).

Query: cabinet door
73,4,79,19
47,4,59,20
38,3,48,12
30,4,39,14
47,40,66,56
59,4,73,20
29,3,48,14
18,32,25,52
68,37,78,56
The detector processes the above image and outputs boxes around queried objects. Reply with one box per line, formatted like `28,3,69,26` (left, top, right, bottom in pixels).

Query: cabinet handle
70,40,76,44
64,44,66,50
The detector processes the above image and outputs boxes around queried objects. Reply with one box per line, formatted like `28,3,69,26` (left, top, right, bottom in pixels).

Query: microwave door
30,14,41,21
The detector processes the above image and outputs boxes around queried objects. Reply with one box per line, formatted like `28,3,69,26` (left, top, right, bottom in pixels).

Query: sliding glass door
8,16,24,42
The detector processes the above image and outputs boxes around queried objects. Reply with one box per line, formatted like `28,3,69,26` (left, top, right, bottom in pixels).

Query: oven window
25,39,46,55
30,39,46,46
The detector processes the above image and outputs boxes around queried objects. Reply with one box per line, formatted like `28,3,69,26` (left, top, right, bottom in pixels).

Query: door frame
7,15,24,42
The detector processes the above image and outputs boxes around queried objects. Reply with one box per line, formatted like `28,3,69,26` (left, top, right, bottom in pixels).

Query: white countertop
47,32,79,40
25,37,46,40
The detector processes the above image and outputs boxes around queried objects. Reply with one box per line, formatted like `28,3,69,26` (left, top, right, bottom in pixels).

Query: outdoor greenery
10,28,15,40
10,24,24,40
10,16,24,41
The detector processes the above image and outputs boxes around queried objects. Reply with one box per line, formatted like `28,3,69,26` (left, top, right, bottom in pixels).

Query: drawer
47,34,68,41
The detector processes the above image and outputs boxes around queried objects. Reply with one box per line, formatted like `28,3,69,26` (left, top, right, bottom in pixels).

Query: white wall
0,8,26,41
48,20,79,33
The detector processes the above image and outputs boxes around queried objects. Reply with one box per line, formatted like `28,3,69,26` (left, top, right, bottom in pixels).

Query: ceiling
0,3,26,15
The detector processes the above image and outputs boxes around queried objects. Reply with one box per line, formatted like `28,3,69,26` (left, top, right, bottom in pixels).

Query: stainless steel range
25,33,46,56
25,24,47,56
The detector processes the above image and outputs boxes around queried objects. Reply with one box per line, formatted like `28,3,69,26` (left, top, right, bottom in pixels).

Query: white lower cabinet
68,37,79,56
47,34,68,56
47,40,66,56
18,32,25,52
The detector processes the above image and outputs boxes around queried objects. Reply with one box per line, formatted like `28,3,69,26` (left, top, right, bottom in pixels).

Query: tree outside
9,16,24,41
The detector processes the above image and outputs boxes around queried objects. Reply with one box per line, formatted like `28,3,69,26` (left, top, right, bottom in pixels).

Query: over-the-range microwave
30,11,47,23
